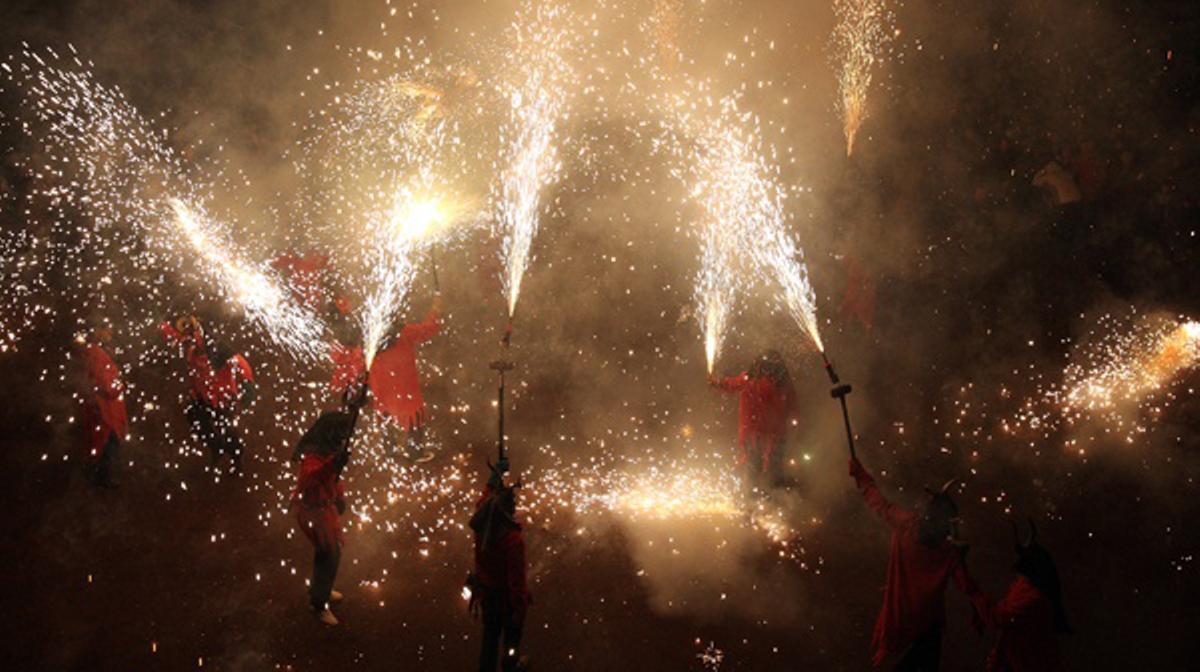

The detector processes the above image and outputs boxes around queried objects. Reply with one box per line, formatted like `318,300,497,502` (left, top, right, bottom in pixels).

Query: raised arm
849,458,911,530
710,372,749,393
401,309,441,344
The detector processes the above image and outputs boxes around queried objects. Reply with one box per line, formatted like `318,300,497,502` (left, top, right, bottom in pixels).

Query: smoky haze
0,0,1198,669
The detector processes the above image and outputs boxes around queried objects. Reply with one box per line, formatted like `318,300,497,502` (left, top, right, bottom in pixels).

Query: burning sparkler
167,199,324,360
661,88,824,366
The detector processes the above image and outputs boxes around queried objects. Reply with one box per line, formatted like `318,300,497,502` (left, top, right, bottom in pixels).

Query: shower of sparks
168,199,325,360
831,0,894,157
494,1,573,317
360,178,434,370
661,88,823,362
1,48,324,362
1063,318,1200,414
942,314,1200,454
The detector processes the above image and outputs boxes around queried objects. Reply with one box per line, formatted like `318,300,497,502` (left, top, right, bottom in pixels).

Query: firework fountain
831,0,894,157
493,1,573,318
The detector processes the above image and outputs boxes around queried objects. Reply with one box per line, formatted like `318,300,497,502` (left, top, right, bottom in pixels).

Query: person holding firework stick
291,379,368,626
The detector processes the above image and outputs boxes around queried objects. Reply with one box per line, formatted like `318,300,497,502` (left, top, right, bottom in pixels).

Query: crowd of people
73,300,1074,671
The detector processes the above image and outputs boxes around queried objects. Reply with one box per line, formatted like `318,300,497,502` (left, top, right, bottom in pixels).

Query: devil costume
370,308,440,458
850,458,987,669
469,483,531,672
79,341,128,486
981,521,1070,672
291,411,355,612
162,322,255,472
712,352,796,480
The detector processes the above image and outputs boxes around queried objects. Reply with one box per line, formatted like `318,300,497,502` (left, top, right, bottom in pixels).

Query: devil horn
1026,517,1038,547
940,478,959,494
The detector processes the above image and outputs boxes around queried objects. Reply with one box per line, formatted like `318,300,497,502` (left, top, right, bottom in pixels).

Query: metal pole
822,351,857,460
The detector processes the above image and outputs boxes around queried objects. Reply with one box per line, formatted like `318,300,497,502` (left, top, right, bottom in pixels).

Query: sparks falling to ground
831,0,893,157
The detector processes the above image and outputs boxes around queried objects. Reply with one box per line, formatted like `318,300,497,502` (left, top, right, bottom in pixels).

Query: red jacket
205,354,254,411
272,252,329,310
80,343,128,458
851,459,985,666
714,373,795,464
369,310,440,428
293,453,346,552
984,575,1061,672
161,323,254,411
329,342,366,395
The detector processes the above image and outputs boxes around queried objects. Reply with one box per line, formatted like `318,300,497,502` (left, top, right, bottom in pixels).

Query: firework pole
821,350,857,460
430,245,441,293
489,323,515,481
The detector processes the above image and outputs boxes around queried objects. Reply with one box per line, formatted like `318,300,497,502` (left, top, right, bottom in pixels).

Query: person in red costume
979,520,1071,672
271,250,330,311
161,316,256,474
849,457,987,670
709,350,797,488
467,465,531,672
78,324,128,488
291,389,365,626
369,295,443,462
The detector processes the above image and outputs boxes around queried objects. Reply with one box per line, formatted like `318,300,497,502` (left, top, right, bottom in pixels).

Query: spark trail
1,48,323,361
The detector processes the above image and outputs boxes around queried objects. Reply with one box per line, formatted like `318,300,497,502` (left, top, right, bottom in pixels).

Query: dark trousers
479,591,523,672
309,545,341,610
187,400,243,472
894,625,943,672
87,433,120,486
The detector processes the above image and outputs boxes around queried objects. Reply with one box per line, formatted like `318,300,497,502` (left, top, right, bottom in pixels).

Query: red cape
272,252,329,310
292,452,345,552
81,343,128,459
329,342,366,395
985,575,1062,672
369,310,440,428
714,373,795,467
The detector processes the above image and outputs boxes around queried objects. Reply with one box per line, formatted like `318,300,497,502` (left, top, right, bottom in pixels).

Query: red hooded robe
850,459,986,666
984,575,1061,672
473,488,532,623
714,373,795,470
369,310,440,429
80,343,128,459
